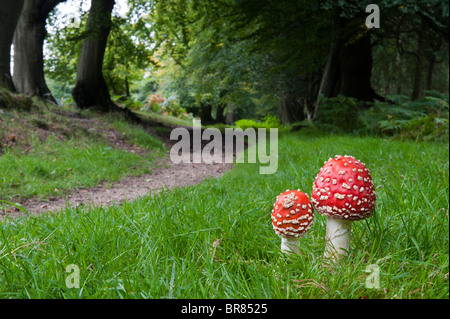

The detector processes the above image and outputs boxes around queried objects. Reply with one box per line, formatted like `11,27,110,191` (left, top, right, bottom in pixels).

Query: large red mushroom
311,155,376,260
271,189,314,254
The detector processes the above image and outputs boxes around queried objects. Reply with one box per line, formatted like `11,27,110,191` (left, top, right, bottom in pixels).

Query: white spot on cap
334,193,346,200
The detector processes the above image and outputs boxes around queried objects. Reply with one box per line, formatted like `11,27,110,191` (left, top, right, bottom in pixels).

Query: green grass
0,110,165,201
0,132,448,299
136,111,194,127
104,114,165,152
0,137,155,200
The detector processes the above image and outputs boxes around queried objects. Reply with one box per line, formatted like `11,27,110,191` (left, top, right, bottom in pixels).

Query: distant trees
150,0,448,123
45,0,154,110
1,0,448,122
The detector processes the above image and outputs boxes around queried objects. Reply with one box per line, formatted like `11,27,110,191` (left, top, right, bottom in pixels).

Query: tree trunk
338,18,382,102
200,102,214,124
314,12,383,118
225,104,235,125
311,10,342,121
0,0,25,91
72,0,115,111
425,55,435,91
125,76,130,97
396,50,403,95
278,94,304,124
317,10,342,100
13,0,64,102
305,71,321,121
411,20,427,101
215,103,225,123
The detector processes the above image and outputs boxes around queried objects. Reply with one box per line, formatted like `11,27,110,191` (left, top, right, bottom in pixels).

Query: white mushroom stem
280,237,300,254
324,217,352,261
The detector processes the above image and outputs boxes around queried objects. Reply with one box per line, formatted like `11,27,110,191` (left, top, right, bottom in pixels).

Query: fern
317,93,449,142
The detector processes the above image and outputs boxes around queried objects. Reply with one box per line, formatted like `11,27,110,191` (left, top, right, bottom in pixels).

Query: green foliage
149,0,331,123
162,99,190,119
235,115,288,132
399,113,449,142
314,95,366,133
132,77,159,103
45,1,155,101
362,94,449,142
139,93,193,121
314,93,449,143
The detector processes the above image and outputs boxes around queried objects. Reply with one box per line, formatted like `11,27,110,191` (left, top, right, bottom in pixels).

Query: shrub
315,93,449,142
235,115,288,131
313,95,365,133
140,94,193,120
361,94,449,142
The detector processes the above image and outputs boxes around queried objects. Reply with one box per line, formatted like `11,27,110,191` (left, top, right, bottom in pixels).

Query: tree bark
395,50,403,95
0,0,25,91
311,10,342,121
215,103,226,123
425,55,435,91
313,12,383,119
72,0,115,111
317,10,342,100
225,104,235,125
411,20,426,100
338,18,382,102
13,0,64,102
200,102,214,124
278,94,304,124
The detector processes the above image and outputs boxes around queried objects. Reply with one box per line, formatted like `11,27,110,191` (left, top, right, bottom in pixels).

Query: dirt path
1,111,234,220
7,154,232,219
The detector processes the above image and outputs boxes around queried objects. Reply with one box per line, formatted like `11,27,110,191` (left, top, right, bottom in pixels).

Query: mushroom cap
271,189,314,238
311,155,376,221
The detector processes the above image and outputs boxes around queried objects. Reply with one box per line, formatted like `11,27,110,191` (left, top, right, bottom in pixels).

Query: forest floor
1,107,233,220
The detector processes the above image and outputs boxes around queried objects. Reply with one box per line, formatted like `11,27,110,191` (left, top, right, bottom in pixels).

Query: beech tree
13,0,65,102
72,0,116,111
317,11,383,104
0,0,25,91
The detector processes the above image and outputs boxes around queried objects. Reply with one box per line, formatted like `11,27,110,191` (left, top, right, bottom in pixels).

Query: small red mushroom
311,155,376,260
271,189,314,254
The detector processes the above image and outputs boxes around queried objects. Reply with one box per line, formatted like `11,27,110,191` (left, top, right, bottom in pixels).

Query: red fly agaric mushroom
311,155,376,261
271,189,314,254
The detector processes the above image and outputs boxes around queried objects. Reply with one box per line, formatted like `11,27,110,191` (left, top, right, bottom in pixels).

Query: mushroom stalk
324,217,352,260
281,237,300,254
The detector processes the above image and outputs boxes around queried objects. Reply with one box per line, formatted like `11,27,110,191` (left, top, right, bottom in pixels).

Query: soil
1,111,235,220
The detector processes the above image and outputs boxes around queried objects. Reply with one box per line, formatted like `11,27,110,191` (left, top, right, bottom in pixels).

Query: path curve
1,111,236,220
3,154,232,220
